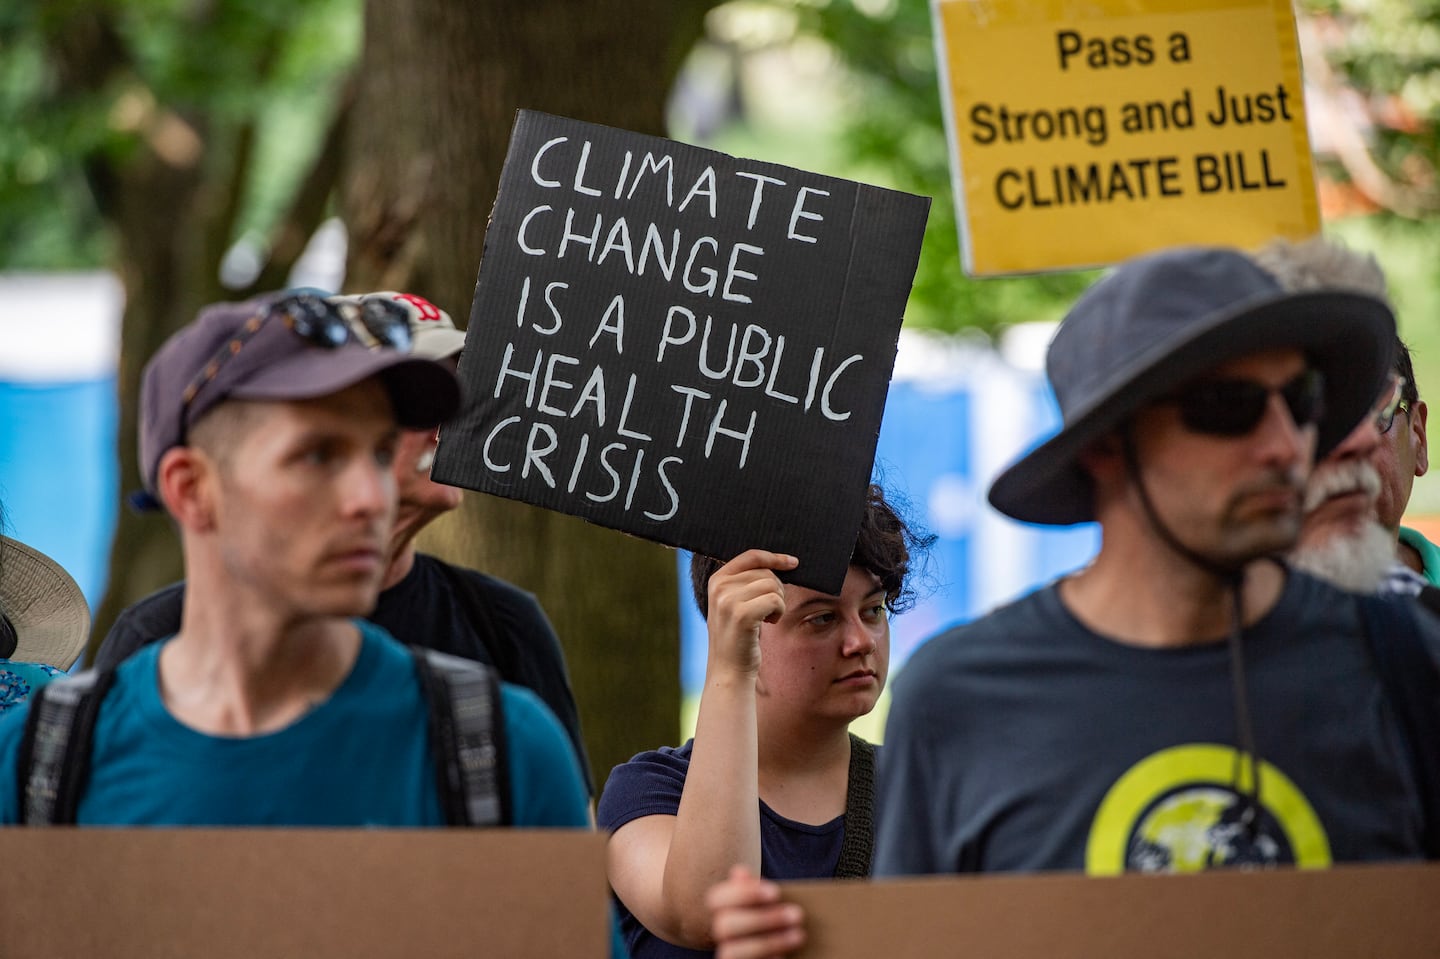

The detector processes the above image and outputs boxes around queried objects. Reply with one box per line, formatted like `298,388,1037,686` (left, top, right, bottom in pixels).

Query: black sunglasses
1163,369,1326,437
347,297,415,352
179,294,412,424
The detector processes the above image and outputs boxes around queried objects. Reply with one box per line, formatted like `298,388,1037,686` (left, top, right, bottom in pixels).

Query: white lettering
482,416,521,471
787,187,829,243
735,171,786,229
820,354,863,421
722,243,764,304
644,456,683,521
521,422,559,487
530,137,566,188
517,205,552,255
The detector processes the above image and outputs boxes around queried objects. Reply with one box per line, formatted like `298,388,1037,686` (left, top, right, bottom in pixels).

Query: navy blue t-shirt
597,739,845,959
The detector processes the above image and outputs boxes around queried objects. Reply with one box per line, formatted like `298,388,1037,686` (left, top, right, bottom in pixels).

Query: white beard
1301,457,1380,514
1291,458,1392,593
1290,518,1396,593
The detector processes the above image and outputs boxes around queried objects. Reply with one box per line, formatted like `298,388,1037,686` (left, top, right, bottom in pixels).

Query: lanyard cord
1225,580,1263,837
1122,431,1264,838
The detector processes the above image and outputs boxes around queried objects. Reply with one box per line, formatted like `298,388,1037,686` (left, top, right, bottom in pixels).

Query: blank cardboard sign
0,829,607,959
782,863,1440,958
432,110,930,595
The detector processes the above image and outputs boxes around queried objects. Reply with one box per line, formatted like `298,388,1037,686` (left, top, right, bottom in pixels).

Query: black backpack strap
16,668,115,825
1358,594,1440,859
410,647,510,827
833,733,876,878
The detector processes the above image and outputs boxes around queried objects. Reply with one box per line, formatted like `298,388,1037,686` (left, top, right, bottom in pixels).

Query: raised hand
705,549,799,678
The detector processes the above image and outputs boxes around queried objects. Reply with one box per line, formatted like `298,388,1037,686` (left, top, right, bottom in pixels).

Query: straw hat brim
1,536,90,669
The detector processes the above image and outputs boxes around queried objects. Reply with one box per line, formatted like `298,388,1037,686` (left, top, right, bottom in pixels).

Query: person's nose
345,455,394,520
1328,416,1382,463
840,615,879,657
1256,391,1312,469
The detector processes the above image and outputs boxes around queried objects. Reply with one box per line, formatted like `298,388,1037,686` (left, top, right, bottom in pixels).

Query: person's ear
156,447,218,532
1411,399,1429,477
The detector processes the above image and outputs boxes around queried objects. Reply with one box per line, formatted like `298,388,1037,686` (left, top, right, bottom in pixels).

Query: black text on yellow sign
934,1,1321,275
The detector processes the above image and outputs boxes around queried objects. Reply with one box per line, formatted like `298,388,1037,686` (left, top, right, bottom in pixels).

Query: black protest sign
432,111,929,594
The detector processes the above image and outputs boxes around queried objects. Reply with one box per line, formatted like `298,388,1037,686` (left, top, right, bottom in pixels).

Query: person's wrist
703,661,759,688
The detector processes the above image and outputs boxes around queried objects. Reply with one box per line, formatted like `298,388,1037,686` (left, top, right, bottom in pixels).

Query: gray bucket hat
988,246,1396,526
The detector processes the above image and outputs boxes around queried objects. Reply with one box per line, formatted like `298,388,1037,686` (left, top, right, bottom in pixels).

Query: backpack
1358,594,1440,859
15,647,509,827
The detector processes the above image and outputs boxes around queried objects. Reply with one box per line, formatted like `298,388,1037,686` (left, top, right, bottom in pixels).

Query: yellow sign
933,0,1320,275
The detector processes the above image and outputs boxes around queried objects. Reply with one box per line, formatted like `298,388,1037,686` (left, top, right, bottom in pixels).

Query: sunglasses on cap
179,294,412,425
1162,369,1325,437
332,296,418,351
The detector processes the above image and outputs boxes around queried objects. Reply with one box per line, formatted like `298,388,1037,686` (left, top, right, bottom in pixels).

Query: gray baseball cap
137,292,461,505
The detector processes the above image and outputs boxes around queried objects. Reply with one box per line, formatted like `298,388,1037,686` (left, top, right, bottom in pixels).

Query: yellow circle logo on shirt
1086,744,1332,875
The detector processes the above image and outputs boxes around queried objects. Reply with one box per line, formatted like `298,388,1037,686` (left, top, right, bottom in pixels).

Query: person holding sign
597,486,927,958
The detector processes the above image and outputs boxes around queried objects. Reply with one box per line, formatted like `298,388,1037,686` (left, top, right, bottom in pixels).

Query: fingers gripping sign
708,864,807,959
706,550,800,677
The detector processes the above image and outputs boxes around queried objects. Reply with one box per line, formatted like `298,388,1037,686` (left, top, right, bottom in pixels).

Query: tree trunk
61,3,352,658
90,152,219,649
344,0,716,786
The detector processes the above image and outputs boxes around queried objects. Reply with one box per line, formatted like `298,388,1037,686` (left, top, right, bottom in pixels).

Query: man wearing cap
92,291,593,792
0,293,593,830
0,511,90,714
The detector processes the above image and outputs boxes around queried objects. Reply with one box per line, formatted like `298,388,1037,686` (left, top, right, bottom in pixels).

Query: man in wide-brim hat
0,532,90,714
707,246,1440,956
870,244,1440,876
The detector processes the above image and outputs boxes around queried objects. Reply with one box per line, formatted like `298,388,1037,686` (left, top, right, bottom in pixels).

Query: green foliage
0,10,110,267
0,0,360,270
755,0,1096,336
1299,0,1440,216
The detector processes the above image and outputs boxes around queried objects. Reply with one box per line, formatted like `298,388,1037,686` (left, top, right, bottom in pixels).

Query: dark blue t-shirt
875,571,1440,877
597,739,845,959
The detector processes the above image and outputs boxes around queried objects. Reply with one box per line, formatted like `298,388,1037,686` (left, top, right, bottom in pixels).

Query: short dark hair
689,484,933,619
1395,336,1419,405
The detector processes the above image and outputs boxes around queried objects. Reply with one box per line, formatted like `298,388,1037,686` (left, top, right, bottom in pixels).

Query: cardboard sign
432,111,930,594
0,829,607,958
933,0,1320,275
782,863,1440,957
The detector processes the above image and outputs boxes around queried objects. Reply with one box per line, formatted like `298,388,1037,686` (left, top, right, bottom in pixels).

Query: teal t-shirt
1398,526,1440,588
0,621,589,827
0,622,629,956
